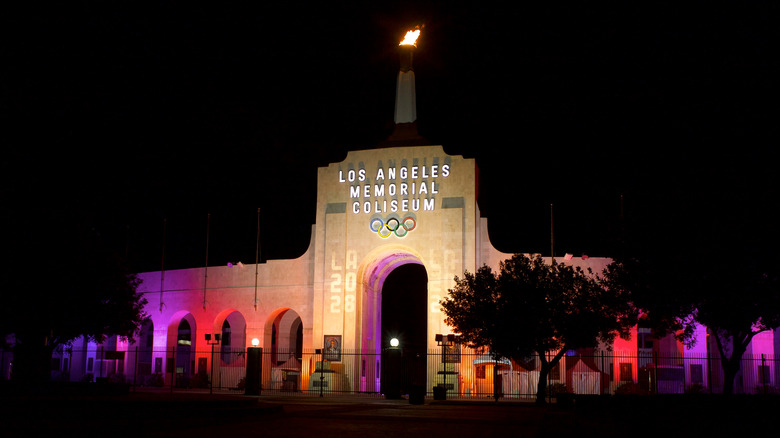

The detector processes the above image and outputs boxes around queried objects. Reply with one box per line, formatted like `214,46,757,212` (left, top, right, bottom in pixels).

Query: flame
399,29,420,46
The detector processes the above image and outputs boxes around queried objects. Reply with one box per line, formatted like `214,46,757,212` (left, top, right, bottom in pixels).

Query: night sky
3,2,778,275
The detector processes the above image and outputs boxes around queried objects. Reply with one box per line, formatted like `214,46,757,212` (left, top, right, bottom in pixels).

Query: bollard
245,347,262,395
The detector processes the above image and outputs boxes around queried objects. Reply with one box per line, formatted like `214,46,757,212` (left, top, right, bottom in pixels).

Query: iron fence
2,346,779,398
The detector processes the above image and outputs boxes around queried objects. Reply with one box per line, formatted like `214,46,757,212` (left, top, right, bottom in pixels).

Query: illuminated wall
132,142,621,392
312,144,482,354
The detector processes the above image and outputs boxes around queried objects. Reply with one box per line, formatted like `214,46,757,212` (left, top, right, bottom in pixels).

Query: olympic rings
369,216,416,238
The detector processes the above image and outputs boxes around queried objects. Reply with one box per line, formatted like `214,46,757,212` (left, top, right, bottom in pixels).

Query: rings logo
369,216,416,238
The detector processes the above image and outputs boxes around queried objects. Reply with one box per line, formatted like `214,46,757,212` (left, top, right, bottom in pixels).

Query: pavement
3,388,779,437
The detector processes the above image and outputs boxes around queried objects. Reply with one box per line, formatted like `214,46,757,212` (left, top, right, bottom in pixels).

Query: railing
2,347,779,398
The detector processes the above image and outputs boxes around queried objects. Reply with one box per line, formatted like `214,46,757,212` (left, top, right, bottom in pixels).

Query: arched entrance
212,309,247,364
381,263,428,397
212,310,247,389
130,318,154,385
136,318,154,370
381,264,428,352
173,314,196,386
358,246,428,394
265,309,303,391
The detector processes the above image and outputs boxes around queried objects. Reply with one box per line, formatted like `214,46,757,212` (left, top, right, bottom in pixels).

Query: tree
606,252,780,395
1,208,147,383
441,254,636,404
697,260,780,395
604,158,780,395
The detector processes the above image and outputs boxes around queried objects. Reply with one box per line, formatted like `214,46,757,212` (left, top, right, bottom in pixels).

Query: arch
166,311,198,351
131,318,155,385
188,309,247,390
212,308,247,357
264,308,303,365
165,311,197,387
357,244,426,354
137,318,155,351
381,264,428,351
264,308,304,391
356,244,428,393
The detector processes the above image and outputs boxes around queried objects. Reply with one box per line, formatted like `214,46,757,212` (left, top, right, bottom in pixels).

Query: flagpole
203,213,210,310
550,203,555,264
254,208,260,310
619,194,625,260
160,218,166,312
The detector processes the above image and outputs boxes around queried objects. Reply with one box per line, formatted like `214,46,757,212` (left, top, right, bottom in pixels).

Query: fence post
66,346,72,382
653,351,658,394
601,351,605,395
133,346,138,392
319,349,324,397
547,351,551,404
493,355,499,402
762,354,767,395
170,347,175,393
99,346,104,381
707,350,712,394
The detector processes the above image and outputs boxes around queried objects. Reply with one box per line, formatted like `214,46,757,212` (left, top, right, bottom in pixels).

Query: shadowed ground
2,387,778,437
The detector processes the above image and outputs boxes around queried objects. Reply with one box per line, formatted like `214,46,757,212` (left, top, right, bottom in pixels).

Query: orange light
399,29,420,46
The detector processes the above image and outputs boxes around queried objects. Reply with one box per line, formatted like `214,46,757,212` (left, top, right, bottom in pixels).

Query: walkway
3,387,778,437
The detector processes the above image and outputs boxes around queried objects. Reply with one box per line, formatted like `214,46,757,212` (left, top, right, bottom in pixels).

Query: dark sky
3,2,778,274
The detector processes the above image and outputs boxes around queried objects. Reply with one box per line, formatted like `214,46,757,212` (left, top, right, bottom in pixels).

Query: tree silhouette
2,208,147,383
442,254,636,403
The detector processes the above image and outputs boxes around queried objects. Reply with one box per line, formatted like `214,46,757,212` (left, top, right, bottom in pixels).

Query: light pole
318,348,324,397
204,333,221,394
435,334,459,400
245,338,262,396
381,337,402,399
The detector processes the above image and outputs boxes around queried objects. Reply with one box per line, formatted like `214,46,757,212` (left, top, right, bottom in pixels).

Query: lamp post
435,334,459,400
245,338,262,395
382,337,402,399
204,333,221,395
318,348,324,397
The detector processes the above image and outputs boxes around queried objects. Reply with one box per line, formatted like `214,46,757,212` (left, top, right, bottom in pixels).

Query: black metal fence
2,347,779,398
